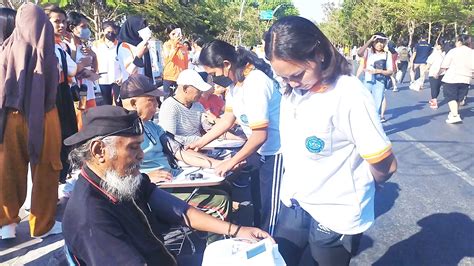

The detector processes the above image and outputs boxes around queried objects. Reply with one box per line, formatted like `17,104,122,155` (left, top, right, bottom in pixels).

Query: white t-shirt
116,42,145,82
55,43,77,80
364,50,393,82
225,69,281,156
426,50,445,77
92,41,121,85
279,75,392,234
441,45,474,85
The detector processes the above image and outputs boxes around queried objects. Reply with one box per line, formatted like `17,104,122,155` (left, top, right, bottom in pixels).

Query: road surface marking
396,131,474,186
0,238,42,257
1,239,64,265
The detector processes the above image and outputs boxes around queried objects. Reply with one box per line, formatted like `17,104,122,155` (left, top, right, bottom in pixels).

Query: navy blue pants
274,203,362,266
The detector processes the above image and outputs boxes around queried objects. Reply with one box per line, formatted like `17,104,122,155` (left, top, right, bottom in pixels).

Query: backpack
398,47,409,61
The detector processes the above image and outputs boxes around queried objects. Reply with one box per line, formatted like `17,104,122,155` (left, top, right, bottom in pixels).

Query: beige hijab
0,3,59,164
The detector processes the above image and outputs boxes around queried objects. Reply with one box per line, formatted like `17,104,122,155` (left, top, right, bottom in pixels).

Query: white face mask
138,27,152,41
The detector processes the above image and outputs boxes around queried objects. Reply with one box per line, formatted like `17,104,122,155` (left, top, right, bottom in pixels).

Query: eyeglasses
375,38,387,43
99,118,144,140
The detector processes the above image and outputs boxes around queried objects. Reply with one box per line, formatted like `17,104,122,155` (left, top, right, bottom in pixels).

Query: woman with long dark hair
358,32,394,120
188,40,283,236
264,16,397,265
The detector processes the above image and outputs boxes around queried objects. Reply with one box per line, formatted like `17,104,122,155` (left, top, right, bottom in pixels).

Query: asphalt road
0,81,473,265
351,82,474,265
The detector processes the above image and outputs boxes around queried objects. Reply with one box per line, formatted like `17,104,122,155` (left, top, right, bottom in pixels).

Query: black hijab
118,16,153,79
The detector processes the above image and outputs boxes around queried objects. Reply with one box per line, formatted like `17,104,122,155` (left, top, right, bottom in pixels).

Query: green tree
41,0,126,38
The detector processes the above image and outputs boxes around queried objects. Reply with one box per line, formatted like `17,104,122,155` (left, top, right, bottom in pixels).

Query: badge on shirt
240,114,249,124
305,136,325,153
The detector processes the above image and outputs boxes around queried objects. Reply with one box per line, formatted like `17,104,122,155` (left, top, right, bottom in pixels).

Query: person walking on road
396,42,410,83
265,16,397,266
440,35,473,124
426,41,446,109
358,33,393,120
409,35,432,90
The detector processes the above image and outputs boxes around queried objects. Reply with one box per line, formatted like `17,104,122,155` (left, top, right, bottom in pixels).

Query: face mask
105,32,116,42
138,27,152,41
212,75,233,88
79,27,91,41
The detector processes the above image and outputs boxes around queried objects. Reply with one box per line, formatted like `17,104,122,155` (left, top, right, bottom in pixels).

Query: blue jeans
365,79,386,115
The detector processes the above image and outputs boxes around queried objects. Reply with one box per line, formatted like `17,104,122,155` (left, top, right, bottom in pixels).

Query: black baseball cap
64,105,143,146
120,73,164,99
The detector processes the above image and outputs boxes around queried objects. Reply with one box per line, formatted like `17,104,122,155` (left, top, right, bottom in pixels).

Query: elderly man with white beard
61,105,272,265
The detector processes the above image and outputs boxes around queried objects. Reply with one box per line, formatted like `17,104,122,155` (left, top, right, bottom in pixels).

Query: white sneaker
446,114,462,124
34,221,62,238
0,223,17,239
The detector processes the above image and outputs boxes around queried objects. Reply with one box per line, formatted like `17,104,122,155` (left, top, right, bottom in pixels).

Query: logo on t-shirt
240,114,249,124
305,136,325,153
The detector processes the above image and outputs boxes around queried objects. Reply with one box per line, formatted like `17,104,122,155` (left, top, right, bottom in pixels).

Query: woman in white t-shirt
188,40,283,236
358,32,393,120
264,16,397,265
440,35,474,124
92,21,121,105
426,41,446,109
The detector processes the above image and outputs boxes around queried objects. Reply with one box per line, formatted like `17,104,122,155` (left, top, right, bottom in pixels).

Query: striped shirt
158,97,205,145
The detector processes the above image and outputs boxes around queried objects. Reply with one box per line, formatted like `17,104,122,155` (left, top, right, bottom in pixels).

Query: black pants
246,153,283,235
99,84,113,105
429,76,443,99
274,203,362,266
398,61,408,83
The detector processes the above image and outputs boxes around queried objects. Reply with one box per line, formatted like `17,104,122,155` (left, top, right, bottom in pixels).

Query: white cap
177,69,211,92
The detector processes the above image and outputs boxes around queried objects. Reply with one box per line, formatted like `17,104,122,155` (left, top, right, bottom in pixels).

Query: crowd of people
351,32,473,124
0,3,471,265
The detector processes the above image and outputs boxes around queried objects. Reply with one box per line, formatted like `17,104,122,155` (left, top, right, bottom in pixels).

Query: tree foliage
319,0,473,47
30,0,297,46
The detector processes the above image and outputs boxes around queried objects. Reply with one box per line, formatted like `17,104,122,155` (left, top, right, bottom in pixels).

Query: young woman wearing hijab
0,3,63,239
188,40,283,236
162,25,189,97
116,16,154,83
264,16,397,265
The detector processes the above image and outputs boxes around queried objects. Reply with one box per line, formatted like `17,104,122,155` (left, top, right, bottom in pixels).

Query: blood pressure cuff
148,186,190,226
159,131,184,169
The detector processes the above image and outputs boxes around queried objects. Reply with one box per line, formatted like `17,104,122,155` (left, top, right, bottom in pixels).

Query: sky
292,0,339,23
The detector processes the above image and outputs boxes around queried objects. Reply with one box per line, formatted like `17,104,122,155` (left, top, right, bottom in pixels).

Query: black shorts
443,83,469,102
